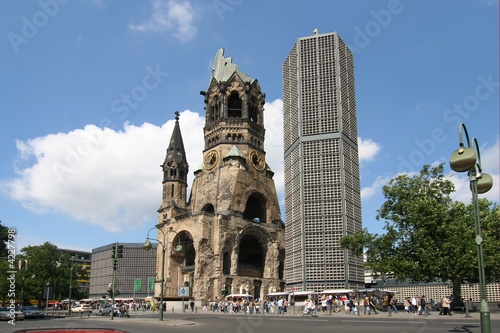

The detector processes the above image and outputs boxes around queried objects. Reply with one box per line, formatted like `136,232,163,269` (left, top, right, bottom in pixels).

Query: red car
14,329,129,333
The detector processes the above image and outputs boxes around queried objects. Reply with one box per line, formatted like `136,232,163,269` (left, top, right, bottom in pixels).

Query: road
2,309,498,333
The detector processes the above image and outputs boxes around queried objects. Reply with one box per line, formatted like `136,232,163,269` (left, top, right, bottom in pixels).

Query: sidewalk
187,306,500,320
53,307,500,326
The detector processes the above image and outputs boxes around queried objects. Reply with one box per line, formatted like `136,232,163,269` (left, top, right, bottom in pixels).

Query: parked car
98,305,114,316
70,304,92,313
0,306,25,321
20,306,45,319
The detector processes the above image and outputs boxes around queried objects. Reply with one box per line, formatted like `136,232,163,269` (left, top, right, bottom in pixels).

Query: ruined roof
210,48,254,84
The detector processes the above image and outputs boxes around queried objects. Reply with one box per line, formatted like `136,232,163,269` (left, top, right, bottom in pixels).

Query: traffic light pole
111,243,118,320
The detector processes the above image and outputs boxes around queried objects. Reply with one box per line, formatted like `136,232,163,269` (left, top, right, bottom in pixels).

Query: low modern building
88,243,157,300
58,248,92,295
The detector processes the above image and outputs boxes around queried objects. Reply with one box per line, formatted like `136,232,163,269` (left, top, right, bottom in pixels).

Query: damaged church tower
154,49,285,303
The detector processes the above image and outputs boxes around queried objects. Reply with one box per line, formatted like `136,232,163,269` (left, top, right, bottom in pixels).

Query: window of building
228,91,242,118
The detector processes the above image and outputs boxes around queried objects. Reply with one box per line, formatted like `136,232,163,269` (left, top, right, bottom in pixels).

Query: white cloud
358,137,381,162
361,175,391,199
129,0,197,42
1,101,288,234
480,0,499,6
2,110,204,233
264,99,285,198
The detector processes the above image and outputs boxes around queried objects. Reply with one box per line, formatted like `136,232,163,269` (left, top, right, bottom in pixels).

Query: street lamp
449,123,493,333
67,260,87,316
143,226,183,321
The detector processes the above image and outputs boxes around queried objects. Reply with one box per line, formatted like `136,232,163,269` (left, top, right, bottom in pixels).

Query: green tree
17,242,87,305
0,221,14,304
341,163,500,306
0,220,11,258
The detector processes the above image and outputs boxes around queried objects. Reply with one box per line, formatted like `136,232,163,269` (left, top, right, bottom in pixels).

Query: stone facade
152,49,285,304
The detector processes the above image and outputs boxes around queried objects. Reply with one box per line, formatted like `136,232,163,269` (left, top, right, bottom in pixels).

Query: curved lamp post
450,123,492,333
143,226,183,321
67,261,87,316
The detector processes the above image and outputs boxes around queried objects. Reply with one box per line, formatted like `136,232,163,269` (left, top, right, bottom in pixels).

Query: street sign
291,287,296,291
178,286,190,297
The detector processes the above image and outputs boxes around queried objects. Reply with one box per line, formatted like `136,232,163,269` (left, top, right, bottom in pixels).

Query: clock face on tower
249,150,265,171
203,150,219,170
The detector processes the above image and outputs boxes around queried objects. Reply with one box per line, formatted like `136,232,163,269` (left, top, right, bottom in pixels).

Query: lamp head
173,244,183,254
475,173,493,194
142,239,152,250
450,146,477,172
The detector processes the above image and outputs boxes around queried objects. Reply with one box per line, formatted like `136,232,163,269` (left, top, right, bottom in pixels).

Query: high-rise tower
283,31,363,291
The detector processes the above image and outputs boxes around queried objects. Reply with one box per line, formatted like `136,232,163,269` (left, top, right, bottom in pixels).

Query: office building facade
89,243,157,299
283,31,363,291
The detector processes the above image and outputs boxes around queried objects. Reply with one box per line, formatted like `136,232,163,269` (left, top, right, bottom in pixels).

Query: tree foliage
0,220,10,258
341,163,500,303
1,242,88,305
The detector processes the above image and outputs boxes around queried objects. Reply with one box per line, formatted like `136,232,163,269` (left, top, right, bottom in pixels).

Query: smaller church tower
159,111,189,217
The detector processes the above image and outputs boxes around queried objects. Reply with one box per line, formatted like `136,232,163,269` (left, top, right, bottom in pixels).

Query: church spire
161,111,189,209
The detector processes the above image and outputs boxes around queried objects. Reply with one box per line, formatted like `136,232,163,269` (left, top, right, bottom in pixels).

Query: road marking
342,320,427,324
271,318,329,321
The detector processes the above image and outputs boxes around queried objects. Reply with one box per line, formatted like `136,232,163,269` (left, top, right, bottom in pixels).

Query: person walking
363,297,371,315
390,298,398,313
369,296,378,314
277,298,283,314
439,296,452,316
411,296,418,314
404,298,411,313
419,296,430,316
321,297,328,315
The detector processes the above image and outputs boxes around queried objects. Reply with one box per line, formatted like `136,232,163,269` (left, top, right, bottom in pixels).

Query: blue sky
1,0,498,253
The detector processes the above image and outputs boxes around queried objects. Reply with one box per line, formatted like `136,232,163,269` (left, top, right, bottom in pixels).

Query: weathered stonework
153,49,285,304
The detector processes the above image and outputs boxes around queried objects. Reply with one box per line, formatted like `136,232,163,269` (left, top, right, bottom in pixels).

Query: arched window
228,91,242,118
238,235,264,278
201,203,215,213
243,193,266,223
249,97,259,123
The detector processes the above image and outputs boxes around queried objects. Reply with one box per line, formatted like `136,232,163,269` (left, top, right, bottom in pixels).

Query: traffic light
117,244,124,258
111,244,116,259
